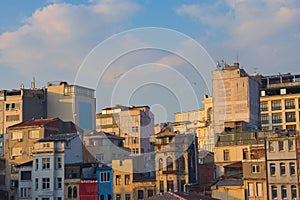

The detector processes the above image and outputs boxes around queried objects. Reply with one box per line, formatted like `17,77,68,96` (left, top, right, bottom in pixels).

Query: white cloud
176,0,300,74
0,0,140,78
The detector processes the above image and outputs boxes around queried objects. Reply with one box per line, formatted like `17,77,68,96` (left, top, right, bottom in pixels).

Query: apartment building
260,73,300,131
112,157,156,200
265,134,299,200
0,87,46,134
212,62,261,134
153,127,197,193
31,133,82,200
83,131,130,165
47,81,96,132
173,95,214,152
96,105,154,155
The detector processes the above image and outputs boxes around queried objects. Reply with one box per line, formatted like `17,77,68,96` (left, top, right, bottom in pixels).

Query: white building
17,161,33,200
47,81,96,133
31,133,82,200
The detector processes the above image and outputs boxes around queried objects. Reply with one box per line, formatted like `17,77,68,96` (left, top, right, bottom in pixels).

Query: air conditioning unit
10,156,15,160
17,138,23,142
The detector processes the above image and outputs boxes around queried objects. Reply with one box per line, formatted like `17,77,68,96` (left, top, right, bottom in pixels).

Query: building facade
212,62,260,134
96,105,154,155
31,133,82,200
265,135,299,200
47,81,96,132
260,73,300,131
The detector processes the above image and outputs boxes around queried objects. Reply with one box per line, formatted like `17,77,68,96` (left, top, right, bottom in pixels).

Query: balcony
272,119,282,124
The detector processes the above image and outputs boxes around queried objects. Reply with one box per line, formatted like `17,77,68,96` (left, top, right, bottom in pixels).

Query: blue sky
1,0,300,122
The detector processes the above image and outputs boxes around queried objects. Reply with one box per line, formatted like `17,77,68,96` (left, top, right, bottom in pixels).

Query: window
242,148,248,160
138,190,144,199
132,126,138,132
21,171,31,180
248,183,254,196
270,163,276,176
251,165,261,173
288,140,295,151
108,194,112,200
269,141,275,152
271,186,277,199
11,131,22,140
96,154,104,161
100,195,104,200
125,174,130,185
291,185,297,199
278,141,284,151
167,180,174,191
68,186,72,198
281,185,287,199
167,157,173,171
223,149,230,161
42,178,50,189
6,114,20,122
42,158,50,169
285,99,295,109
148,189,154,197
116,194,121,200
100,172,110,182
57,157,62,169
57,177,62,189
35,159,39,170
257,183,263,197
20,187,31,198
28,130,39,138
176,156,185,172
290,162,296,175
35,178,38,190
158,158,163,171
272,113,282,124
261,114,269,124
280,163,286,175
160,181,164,193
272,100,281,110
286,112,296,122
116,175,121,185
261,101,268,111
73,186,77,198
11,147,22,156
125,194,130,200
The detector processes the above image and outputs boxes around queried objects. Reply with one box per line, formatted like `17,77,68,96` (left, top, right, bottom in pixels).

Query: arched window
158,158,163,171
176,156,185,172
167,157,173,171
68,186,72,198
73,186,78,198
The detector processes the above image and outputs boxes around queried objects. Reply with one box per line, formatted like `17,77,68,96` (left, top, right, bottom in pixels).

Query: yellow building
260,74,300,131
96,105,154,155
112,158,156,200
173,96,214,152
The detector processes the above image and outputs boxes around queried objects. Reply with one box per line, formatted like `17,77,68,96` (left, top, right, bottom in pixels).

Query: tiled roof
145,192,217,200
38,133,78,142
8,118,61,128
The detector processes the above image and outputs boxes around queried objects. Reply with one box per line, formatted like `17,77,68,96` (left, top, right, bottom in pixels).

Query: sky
1,0,300,123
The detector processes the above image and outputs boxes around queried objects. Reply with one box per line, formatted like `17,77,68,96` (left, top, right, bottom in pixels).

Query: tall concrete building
96,105,154,155
212,62,261,134
260,73,300,131
0,87,47,134
47,81,96,132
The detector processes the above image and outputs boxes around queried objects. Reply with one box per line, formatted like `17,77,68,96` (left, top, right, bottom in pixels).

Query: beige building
265,134,299,200
96,105,154,155
260,73,300,131
83,131,130,165
212,62,261,134
173,96,214,152
112,158,156,200
0,87,46,134
153,127,197,193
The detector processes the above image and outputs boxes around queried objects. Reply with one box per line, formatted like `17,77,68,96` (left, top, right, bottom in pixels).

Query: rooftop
145,192,217,200
38,133,78,142
8,118,62,128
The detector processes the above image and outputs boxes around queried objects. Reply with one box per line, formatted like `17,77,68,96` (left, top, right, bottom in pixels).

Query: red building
80,180,98,200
